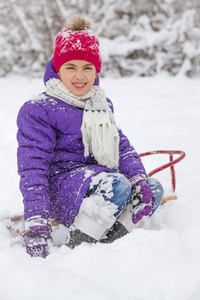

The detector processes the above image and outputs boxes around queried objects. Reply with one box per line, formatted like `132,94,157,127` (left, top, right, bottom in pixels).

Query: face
58,60,97,97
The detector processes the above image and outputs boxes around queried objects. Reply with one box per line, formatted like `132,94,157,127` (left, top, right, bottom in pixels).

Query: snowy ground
0,74,200,300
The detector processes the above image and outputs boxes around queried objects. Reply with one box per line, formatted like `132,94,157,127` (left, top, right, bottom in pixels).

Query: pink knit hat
53,29,102,73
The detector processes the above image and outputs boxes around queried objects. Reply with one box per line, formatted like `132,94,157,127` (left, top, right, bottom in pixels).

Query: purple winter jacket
17,60,147,227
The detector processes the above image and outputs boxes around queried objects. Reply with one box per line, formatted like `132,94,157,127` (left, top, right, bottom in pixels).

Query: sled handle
139,150,186,192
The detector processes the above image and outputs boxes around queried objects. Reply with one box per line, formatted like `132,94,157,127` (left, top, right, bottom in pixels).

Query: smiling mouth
73,83,86,88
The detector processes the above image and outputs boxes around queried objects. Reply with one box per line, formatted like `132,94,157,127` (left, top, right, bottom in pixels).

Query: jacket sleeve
118,129,147,179
17,101,56,220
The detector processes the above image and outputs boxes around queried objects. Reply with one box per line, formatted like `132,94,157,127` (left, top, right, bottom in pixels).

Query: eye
84,66,94,70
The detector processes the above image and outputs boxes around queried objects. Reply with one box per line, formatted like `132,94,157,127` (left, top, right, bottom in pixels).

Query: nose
74,69,85,80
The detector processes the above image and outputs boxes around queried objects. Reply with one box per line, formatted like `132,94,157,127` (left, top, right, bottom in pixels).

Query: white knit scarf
46,78,119,169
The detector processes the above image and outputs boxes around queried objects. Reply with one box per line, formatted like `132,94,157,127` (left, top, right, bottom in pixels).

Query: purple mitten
130,177,155,224
24,236,49,258
24,217,52,258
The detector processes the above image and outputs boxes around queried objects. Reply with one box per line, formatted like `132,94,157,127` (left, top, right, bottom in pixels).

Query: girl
17,14,164,258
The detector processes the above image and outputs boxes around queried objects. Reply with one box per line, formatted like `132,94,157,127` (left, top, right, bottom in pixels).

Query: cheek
63,80,73,90
59,77,72,91
59,72,72,87
90,72,97,84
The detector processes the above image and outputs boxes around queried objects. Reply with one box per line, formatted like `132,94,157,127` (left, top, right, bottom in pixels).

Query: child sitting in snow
17,14,164,258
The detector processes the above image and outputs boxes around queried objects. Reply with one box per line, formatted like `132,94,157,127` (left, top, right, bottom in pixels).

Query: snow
80,173,118,228
1,0,200,77
0,74,200,300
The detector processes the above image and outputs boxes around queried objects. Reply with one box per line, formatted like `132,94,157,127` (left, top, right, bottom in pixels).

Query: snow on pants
73,172,164,240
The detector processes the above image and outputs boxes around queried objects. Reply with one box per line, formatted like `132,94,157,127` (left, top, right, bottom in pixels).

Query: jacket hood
43,58,100,86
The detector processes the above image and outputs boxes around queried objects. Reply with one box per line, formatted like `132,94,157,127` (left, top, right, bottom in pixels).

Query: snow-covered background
0,0,200,77
0,74,200,300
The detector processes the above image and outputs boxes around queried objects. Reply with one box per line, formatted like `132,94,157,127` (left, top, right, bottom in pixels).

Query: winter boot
100,221,128,244
65,226,97,249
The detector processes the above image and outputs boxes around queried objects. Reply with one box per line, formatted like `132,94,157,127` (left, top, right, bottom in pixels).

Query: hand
130,178,155,224
24,217,52,258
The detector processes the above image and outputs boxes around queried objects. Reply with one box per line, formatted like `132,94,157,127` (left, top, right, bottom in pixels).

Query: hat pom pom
65,14,94,32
